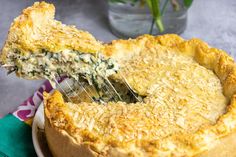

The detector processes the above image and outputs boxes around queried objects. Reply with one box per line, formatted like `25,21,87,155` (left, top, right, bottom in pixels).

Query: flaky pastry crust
2,1,236,157
0,1,103,65
44,34,236,157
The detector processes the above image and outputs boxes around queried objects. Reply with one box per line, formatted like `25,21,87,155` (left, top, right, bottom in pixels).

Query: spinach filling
6,49,142,103
7,50,118,96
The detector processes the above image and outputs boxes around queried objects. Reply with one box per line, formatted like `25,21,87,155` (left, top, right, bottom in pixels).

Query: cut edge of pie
44,34,236,157
0,2,120,93
0,1,105,80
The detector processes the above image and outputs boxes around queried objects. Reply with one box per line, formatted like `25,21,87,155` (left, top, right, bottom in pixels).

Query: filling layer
6,49,121,101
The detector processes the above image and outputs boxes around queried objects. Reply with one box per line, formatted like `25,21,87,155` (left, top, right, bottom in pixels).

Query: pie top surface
2,1,236,157
44,34,236,157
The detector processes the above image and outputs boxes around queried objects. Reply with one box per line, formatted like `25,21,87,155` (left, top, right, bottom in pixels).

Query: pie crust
44,34,236,157
0,1,103,65
1,2,236,157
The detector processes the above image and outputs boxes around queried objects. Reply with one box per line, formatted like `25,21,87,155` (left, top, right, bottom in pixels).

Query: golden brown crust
44,91,99,157
2,2,236,156
44,92,236,157
45,116,97,157
105,34,236,99
44,34,236,157
0,1,103,64
196,130,236,157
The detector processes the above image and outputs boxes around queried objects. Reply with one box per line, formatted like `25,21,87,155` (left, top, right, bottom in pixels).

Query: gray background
0,0,236,117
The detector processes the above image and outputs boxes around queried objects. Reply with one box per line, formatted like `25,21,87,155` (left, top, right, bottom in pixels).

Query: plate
32,102,52,157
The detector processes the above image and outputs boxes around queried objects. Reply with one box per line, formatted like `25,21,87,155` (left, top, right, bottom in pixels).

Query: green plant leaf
110,0,165,33
184,0,193,7
146,0,164,33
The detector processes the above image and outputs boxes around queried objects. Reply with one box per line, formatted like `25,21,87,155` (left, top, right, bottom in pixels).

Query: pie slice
0,2,118,90
44,34,236,156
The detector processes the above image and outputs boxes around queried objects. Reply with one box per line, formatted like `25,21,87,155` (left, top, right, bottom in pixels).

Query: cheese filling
5,50,144,103
6,49,119,91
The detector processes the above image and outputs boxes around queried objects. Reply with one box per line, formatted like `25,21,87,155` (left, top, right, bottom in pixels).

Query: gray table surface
0,0,236,117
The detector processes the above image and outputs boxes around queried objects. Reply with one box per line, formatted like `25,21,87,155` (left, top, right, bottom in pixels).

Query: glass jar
108,0,191,38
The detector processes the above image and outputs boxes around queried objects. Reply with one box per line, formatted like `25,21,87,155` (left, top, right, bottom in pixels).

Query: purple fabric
12,80,53,121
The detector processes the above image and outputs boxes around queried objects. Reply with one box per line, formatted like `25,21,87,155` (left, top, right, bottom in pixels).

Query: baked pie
2,2,236,157
44,34,236,157
0,2,118,90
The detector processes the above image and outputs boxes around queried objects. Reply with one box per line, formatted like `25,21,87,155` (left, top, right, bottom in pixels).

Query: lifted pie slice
0,2,118,90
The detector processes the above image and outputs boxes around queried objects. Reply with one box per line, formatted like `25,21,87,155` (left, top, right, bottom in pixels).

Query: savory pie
0,2,118,90
44,34,236,157
2,1,236,157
